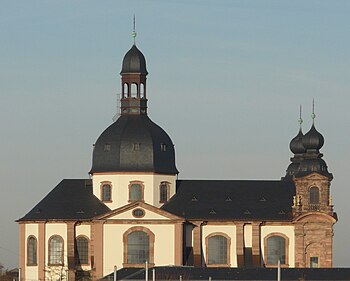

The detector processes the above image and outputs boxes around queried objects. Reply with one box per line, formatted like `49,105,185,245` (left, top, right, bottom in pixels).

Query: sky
1,0,350,269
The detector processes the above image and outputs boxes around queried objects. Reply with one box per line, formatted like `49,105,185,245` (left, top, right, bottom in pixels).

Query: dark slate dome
302,124,324,151
290,129,306,154
296,158,332,179
285,162,300,178
120,45,148,75
90,115,178,174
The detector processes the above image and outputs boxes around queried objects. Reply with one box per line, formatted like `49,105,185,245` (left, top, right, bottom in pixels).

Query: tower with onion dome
285,102,337,268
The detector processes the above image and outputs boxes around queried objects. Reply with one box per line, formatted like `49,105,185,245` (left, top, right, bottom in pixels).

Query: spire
298,104,303,129
132,14,137,45
311,98,316,124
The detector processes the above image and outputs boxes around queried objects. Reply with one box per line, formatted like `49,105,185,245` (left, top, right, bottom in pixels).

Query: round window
132,208,145,218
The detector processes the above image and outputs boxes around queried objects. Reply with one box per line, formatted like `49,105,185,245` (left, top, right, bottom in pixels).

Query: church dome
290,129,306,154
120,45,148,75
302,124,324,151
90,115,178,174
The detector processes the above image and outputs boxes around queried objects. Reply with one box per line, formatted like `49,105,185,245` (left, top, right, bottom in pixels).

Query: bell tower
288,102,337,268
120,19,148,115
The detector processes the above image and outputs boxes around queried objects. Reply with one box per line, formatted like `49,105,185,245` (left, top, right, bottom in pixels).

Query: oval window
132,208,145,218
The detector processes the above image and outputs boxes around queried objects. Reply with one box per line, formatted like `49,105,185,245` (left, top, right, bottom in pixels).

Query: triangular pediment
94,202,184,221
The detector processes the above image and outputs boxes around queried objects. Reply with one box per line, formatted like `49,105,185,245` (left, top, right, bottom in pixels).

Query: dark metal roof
90,115,178,174
161,180,295,220
102,266,350,280
295,158,333,179
290,129,305,154
302,124,324,151
18,179,110,221
120,45,148,75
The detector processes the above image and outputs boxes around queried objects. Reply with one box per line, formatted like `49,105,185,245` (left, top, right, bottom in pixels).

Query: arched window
129,182,144,202
206,234,230,266
140,83,145,98
159,182,169,203
128,231,149,264
131,83,138,98
123,83,129,98
49,235,64,265
266,235,287,265
101,183,112,202
76,236,89,265
309,186,320,205
27,236,37,266
123,227,155,267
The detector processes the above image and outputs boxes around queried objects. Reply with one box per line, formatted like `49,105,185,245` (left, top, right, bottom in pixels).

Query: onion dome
120,45,148,75
90,115,178,175
290,129,306,154
302,124,324,151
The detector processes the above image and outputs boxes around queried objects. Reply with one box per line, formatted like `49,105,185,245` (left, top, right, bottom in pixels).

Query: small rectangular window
310,257,319,268
132,143,140,151
104,144,111,151
161,143,167,152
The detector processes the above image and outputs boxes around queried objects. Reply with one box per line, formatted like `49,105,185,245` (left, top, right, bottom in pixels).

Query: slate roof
18,179,110,221
161,180,295,220
120,44,148,75
103,266,350,280
90,115,178,174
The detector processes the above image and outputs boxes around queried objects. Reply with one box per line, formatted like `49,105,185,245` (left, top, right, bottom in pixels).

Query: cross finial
298,104,303,128
132,14,137,45
311,98,316,124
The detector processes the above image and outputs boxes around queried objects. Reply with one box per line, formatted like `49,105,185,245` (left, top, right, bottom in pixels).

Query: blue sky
1,0,350,268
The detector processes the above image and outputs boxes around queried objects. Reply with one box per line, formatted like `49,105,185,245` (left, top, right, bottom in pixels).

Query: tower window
310,257,319,268
140,83,145,98
104,144,111,151
131,83,138,98
159,182,170,203
160,143,167,152
123,83,129,98
100,182,112,202
309,186,320,204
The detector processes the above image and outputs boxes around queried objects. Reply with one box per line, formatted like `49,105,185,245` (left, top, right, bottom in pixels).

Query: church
17,35,337,281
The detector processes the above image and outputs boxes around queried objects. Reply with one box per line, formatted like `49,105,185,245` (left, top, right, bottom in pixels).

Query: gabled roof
95,201,184,221
161,180,295,221
17,179,110,221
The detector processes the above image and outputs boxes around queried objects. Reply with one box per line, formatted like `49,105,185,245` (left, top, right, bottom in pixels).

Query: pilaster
91,221,104,279
235,223,244,267
38,222,46,281
251,222,261,267
67,222,76,281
